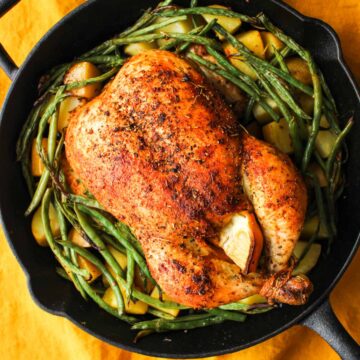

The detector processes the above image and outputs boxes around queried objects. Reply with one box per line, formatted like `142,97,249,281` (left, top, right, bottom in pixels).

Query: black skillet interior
0,0,359,357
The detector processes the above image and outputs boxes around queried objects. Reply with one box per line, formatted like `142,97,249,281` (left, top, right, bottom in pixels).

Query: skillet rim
0,0,359,357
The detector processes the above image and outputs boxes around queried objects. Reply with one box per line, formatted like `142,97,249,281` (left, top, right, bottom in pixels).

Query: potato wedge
155,17,194,47
124,42,157,56
58,96,86,131
31,204,60,246
262,118,294,154
108,246,128,270
64,62,102,99
68,227,91,247
150,287,180,317
202,5,241,40
293,241,321,275
285,57,312,85
252,98,279,125
261,32,284,59
219,211,263,274
31,138,47,177
223,30,265,79
315,130,337,158
77,256,102,283
301,215,329,239
103,286,148,315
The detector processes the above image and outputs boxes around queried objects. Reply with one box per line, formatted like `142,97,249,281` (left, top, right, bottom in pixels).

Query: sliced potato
262,118,294,154
252,97,279,125
261,32,284,59
315,130,337,158
155,17,194,47
31,138,47,177
297,93,314,116
285,57,312,85
308,163,328,187
64,62,102,99
150,287,180,317
293,241,322,275
103,286,148,315
58,96,86,131
239,294,267,305
246,121,262,139
301,215,329,239
202,5,241,40
219,211,263,274
68,227,91,247
77,256,102,283
124,42,157,56
31,204,60,246
223,30,265,79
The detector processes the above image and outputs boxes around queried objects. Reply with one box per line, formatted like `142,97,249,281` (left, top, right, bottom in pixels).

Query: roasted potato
68,227,91,247
223,30,265,79
285,57,312,85
31,204,60,246
315,130,337,158
301,215,329,239
124,42,157,56
58,96,86,131
252,98,279,125
64,62,102,99
293,241,321,275
202,5,241,40
261,32,284,59
262,118,294,154
31,138,47,176
155,17,194,47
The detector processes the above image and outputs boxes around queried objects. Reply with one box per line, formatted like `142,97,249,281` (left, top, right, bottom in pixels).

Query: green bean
58,240,125,315
16,104,42,161
319,70,338,114
77,205,151,280
39,64,70,95
253,67,303,163
323,107,340,133
272,46,289,73
129,15,188,37
154,6,257,24
112,32,221,50
302,57,323,172
270,46,291,66
207,308,246,322
126,251,135,300
132,314,225,331
76,275,137,324
74,205,126,277
41,189,90,278
81,55,124,67
65,67,119,92
326,118,353,181
205,46,263,96
219,302,251,311
306,172,330,240
115,222,144,256
131,288,188,310
21,145,35,197
102,233,126,254
244,98,256,125
262,69,311,120
160,24,205,50
54,200,87,299
147,308,176,320
187,52,280,122
177,19,217,53
67,194,103,210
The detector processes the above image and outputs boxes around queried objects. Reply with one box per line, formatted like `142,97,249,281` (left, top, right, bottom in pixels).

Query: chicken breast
66,50,310,308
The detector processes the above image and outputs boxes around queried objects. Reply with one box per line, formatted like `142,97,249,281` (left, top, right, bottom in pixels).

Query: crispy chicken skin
66,50,310,308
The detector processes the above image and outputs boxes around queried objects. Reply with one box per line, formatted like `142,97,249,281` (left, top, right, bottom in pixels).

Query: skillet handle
301,298,359,359
0,0,20,79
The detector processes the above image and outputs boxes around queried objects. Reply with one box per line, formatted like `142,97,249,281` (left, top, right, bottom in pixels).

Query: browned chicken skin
66,50,311,308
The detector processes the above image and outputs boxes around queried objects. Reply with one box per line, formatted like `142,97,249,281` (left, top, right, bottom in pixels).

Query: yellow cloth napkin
0,1,359,359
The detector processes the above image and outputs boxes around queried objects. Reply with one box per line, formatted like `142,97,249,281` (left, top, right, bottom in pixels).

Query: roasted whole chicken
66,50,312,308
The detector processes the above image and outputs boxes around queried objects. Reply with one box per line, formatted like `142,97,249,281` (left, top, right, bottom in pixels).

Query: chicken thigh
66,50,310,308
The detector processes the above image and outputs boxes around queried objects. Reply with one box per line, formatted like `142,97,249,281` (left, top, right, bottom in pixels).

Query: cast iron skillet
0,0,359,358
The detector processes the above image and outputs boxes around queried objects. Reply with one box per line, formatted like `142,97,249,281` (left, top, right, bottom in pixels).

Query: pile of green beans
16,0,351,339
